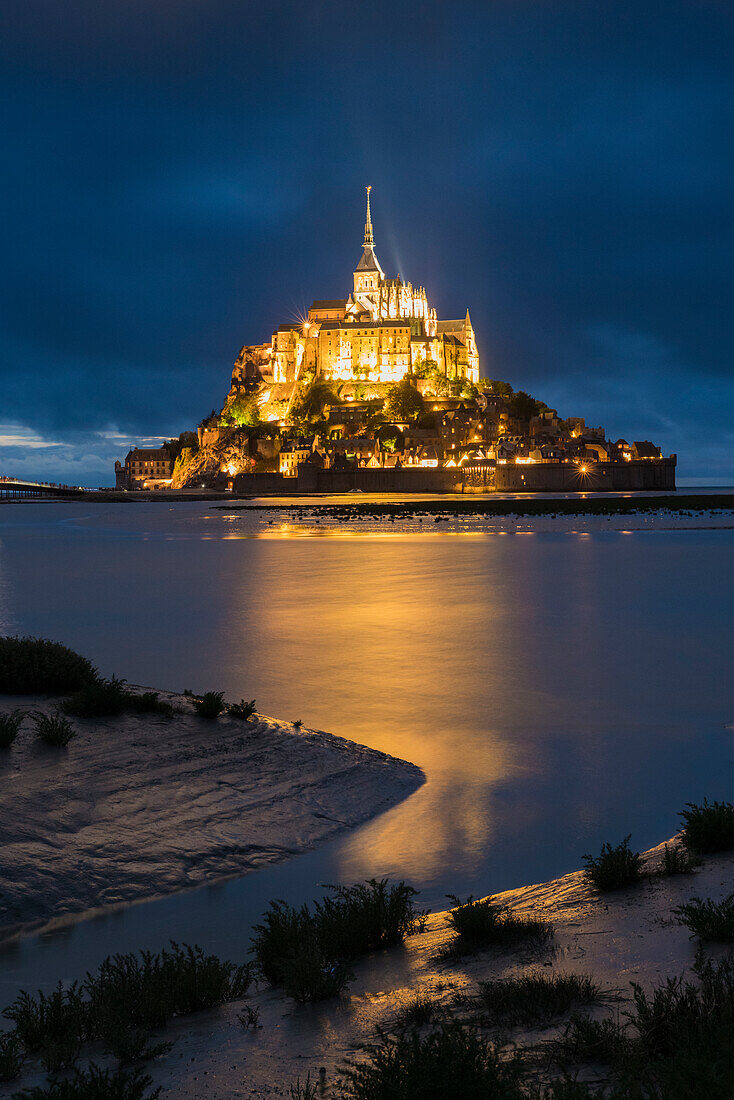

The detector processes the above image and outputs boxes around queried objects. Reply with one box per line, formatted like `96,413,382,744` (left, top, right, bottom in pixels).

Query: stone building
115,447,173,490
230,188,480,390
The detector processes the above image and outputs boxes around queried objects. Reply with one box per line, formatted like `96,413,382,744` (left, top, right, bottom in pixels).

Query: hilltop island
115,189,675,495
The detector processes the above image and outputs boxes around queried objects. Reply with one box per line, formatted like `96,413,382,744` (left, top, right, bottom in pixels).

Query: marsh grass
10,1065,161,1099
339,1022,524,1099
253,879,421,1002
680,799,734,854
393,992,445,1029
0,636,97,695
659,843,697,876
476,972,603,1028
229,699,257,721
444,895,553,953
190,691,226,719
0,708,25,747
32,712,76,747
0,1030,22,1081
236,1003,261,1031
289,1074,319,1100
674,894,734,940
61,677,129,718
550,1013,628,1067
3,943,251,1071
582,836,642,891
125,692,174,718
549,954,734,1098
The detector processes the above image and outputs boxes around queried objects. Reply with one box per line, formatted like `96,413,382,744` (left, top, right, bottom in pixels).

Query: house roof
310,299,347,310
126,448,170,462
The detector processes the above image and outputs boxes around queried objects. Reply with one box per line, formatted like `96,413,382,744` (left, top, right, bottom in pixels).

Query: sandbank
0,691,424,940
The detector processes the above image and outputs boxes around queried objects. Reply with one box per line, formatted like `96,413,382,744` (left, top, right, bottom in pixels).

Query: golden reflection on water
225,535,541,884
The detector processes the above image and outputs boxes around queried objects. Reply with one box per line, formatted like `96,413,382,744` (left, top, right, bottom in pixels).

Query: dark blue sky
1,1,732,484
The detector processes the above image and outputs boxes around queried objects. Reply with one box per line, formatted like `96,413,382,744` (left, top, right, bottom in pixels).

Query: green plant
99,1014,172,1066
476,972,603,1027
11,1064,161,1099
680,799,734,853
340,1022,524,1099
252,880,421,1001
0,1030,22,1082
125,692,174,718
33,711,76,747
229,699,257,721
582,836,642,891
0,708,25,747
660,843,696,876
190,691,226,719
445,895,552,950
541,1080,604,1099
61,676,129,718
289,1074,319,1100
674,894,734,940
551,1012,628,1066
393,992,443,1029
236,1003,261,1031
0,636,97,694
292,718,303,730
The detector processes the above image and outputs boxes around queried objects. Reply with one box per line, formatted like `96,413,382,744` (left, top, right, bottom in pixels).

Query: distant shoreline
216,491,734,518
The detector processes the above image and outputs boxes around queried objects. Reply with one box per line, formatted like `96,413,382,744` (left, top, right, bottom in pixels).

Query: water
0,498,732,999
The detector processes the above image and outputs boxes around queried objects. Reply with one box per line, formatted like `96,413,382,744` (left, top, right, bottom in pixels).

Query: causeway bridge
0,478,85,500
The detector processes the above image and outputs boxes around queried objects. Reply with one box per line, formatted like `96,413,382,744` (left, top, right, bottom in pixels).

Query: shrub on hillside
229,699,257,721
0,636,96,694
582,836,642,891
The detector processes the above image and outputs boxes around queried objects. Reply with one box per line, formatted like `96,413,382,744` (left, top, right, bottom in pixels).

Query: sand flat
0,691,424,939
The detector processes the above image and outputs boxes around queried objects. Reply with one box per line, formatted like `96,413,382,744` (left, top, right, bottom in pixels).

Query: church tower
353,186,384,314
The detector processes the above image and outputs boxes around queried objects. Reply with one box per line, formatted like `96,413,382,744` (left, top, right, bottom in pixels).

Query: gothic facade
233,188,480,388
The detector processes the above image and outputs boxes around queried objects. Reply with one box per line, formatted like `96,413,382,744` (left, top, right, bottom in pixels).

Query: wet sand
0,691,424,940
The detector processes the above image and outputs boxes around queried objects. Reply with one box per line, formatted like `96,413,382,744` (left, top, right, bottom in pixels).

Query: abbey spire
354,185,384,289
364,184,374,247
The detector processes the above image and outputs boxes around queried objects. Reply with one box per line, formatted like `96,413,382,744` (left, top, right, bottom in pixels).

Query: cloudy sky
1,0,732,485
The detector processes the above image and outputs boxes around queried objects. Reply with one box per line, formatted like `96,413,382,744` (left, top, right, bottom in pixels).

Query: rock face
170,427,281,488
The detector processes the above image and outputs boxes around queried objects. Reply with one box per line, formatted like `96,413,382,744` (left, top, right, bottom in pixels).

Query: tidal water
0,498,732,999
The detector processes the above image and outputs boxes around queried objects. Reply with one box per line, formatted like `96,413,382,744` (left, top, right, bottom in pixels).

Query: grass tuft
680,799,734,854
477,972,603,1027
550,1012,628,1066
33,711,76,747
660,843,697,876
289,1074,319,1100
3,943,251,1072
253,879,421,1002
0,708,25,748
229,699,257,721
582,836,642,891
61,676,129,718
190,691,226,719
393,992,444,1029
0,636,97,695
10,1064,161,1099
340,1021,524,1099
0,1030,23,1082
125,692,174,718
445,895,553,951
673,894,734,941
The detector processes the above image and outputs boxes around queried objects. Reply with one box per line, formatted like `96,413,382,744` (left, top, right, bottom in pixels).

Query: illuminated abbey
233,188,480,388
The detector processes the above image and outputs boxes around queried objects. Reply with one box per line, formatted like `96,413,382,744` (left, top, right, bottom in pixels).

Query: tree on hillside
222,392,261,427
507,390,542,421
292,380,340,421
383,379,424,421
486,379,514,398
